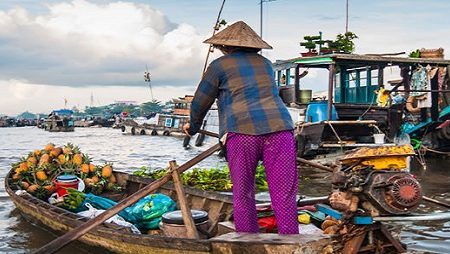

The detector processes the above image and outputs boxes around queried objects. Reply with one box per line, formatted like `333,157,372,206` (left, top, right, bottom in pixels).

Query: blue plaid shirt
188,51,293,137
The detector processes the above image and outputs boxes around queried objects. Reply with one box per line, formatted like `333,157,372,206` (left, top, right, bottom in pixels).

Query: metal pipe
373,212,450,222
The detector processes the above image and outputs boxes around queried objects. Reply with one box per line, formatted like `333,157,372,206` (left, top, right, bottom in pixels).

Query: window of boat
360,71,367,86
335,73,340,88
371,69,378,86
349,73,356,88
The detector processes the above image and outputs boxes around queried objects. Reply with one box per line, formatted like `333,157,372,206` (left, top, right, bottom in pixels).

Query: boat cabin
273,53,450,156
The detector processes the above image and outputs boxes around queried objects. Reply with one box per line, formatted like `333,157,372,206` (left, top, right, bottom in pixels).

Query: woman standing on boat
183,21,298,234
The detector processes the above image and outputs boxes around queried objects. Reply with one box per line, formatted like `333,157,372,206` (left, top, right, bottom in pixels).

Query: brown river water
0,127,448,253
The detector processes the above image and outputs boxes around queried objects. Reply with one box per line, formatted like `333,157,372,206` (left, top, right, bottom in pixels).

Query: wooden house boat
122,96,193,136
273,53,450,157
5,170,331,254
44,109,75,132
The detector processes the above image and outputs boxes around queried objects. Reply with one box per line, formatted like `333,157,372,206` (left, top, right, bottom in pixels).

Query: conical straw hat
204,21,272,49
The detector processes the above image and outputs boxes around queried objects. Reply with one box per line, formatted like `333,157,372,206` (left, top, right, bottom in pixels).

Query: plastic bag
124,194,176,230
78,203,141,234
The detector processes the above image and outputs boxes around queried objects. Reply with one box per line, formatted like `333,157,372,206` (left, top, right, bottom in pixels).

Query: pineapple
101,164,113,178
27,184,39,193
73,153,83,166
80,164,90,174
39,154,50,167
50,147,62,157
57,154,66,164
44,143,55,152
27,156,38,167
63,143,74,155
36,170,48,181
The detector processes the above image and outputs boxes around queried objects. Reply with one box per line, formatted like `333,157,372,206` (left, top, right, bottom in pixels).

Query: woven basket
419,48,444,59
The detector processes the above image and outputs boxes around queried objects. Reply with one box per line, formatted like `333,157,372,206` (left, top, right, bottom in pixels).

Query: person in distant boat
183,21,298,234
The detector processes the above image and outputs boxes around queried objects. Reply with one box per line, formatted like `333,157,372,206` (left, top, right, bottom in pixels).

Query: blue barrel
305,101,338,123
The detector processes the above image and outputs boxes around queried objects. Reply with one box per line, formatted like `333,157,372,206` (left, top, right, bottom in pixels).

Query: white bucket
373,133,385,144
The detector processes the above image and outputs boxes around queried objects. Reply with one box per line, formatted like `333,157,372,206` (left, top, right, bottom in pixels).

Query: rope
420,145,450,155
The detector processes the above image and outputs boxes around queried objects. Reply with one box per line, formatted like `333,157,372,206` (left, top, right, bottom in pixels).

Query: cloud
0,0,206,88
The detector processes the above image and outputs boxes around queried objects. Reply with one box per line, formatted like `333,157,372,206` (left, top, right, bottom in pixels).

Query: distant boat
44,109,75,132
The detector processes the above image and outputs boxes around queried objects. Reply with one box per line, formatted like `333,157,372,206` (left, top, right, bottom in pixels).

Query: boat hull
6,171,331,254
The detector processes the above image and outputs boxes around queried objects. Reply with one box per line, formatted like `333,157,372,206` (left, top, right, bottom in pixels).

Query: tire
131,127,136,135
140,129,146,135
163,130,170,136
151,129,158,136
121,126,126,132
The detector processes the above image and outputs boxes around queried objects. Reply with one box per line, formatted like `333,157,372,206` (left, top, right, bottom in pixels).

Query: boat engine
329,145,422,216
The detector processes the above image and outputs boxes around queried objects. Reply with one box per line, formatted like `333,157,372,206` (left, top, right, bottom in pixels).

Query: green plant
133,164,269,192
334,32,358,53
409,49,420,58
300,34,322,53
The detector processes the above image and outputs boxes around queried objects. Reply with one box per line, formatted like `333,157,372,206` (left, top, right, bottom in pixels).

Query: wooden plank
342,231,366,254
170,160,200,239
379,223,406,252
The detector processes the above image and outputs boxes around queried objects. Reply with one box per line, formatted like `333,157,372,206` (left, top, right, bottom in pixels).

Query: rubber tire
151,129,158,136
131,127,136,135
163,130,170,136
121,126,126,132
140,129,146,135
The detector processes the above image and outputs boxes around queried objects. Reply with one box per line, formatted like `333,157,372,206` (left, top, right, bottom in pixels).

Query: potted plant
333,32,358,53
319,40,334,55
300,35,320,57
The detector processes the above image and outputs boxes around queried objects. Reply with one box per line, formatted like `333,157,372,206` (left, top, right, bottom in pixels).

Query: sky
0,0,449,115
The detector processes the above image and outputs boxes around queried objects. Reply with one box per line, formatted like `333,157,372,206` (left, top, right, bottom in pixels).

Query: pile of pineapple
11,143,120,199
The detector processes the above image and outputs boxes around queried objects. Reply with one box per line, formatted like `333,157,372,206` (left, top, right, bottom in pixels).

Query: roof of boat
273,53,450,71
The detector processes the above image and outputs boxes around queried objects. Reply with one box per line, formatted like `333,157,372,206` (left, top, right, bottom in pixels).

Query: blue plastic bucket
305,101,338,123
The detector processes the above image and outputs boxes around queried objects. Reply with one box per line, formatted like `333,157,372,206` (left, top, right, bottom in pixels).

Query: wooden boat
44,109,75,132
273,53,450,157
5,170,331,254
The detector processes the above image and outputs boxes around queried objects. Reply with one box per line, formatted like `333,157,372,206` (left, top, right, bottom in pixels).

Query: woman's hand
182,123,191,137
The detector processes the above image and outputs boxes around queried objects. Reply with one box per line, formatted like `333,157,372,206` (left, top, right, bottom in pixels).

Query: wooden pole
169,161,200,239
327,63,336,120
33,143,222,254
423,196,450,209
296,157,335,173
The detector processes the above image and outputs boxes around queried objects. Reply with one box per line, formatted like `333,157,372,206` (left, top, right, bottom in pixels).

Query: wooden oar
33,142,222,254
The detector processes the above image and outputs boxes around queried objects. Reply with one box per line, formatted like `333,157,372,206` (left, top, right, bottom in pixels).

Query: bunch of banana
63,188,86,211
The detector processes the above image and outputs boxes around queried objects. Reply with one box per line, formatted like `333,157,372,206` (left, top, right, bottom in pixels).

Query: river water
0,127,448,253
